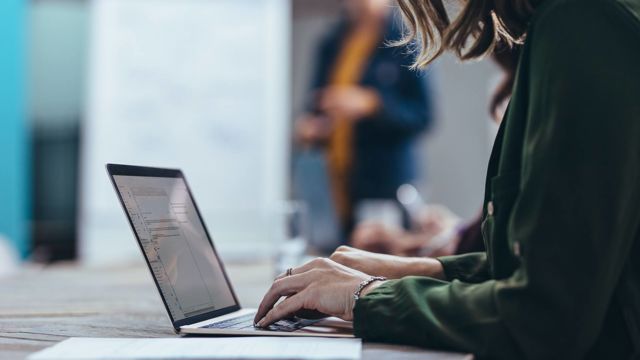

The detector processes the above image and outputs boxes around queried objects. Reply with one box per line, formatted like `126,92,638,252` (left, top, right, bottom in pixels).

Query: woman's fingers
256,292,308,328
254,271,316,324
274,257,331,280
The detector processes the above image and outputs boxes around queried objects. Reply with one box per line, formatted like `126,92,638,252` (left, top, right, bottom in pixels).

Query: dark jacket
354,0,640,358
309,16,433,202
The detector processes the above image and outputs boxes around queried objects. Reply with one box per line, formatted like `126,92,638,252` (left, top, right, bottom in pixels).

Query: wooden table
0,262,471,360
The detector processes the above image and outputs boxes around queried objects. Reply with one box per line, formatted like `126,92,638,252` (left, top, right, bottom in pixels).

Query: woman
295,0,433,240
256,0,640,358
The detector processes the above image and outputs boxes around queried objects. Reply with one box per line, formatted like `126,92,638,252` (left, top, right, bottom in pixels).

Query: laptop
107,164,353,337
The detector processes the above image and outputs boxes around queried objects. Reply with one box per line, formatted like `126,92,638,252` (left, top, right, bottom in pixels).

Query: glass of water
272,201,309,276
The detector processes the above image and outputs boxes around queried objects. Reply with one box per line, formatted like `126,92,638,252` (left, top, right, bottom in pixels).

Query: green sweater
353,0,640,358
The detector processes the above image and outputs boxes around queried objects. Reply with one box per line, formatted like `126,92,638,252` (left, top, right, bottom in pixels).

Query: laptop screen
112,173,237,322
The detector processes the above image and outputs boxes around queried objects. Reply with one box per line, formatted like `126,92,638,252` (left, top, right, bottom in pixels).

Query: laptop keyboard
203,313,320,332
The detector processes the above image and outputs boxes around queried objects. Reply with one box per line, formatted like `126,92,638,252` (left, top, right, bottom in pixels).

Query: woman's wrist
406,257,445,280
355,259,445,302
348,277,386,320
359,279,386,298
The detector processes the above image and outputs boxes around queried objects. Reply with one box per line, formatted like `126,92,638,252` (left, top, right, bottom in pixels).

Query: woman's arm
329,246,445,280
329,245,491,283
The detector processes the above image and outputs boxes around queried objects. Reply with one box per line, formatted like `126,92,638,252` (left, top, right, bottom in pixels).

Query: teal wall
0,0,30,258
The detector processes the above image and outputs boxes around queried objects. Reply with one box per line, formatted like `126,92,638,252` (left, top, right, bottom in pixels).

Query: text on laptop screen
113,175,236,321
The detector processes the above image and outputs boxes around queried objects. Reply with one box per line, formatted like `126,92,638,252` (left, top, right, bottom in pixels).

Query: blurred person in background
351,45,521,258
296,0,433,242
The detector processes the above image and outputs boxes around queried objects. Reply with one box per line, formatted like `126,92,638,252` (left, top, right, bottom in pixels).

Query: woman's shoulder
524,0,640,63
523,0,640,101
530,0,640,34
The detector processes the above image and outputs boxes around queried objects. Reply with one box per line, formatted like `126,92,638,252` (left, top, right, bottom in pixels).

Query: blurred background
0,0,501,272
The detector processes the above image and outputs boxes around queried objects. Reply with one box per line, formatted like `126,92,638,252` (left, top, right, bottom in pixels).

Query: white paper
29,337,362,360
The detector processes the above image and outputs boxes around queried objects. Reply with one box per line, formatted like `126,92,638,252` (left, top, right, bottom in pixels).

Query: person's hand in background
350,222,403,254
411,205,462,257
295,85,381,146
413,205,460,236
351,205,462,257
316,85,380,121
294,114,333,146
350,222,428,255
330,245,444,280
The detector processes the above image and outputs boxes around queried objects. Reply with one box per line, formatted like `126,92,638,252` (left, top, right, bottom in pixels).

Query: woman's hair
490,43,521,121
395,0,537,68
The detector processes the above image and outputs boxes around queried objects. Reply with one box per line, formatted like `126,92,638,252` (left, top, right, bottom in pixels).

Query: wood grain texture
0,263,471,360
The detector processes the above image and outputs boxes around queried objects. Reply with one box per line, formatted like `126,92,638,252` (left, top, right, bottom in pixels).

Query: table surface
0,261,471,360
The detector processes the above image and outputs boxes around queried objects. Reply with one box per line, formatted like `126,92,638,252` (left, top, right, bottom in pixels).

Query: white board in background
80,0,291,265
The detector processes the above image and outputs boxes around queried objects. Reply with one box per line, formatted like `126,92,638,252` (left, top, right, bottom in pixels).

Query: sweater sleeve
438,252,489,283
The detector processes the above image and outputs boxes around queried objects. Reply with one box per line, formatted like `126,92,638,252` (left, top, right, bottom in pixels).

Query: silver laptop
107,164,353,337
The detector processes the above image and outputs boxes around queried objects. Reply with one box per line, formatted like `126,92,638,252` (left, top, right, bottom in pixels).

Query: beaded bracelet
353,276,387,303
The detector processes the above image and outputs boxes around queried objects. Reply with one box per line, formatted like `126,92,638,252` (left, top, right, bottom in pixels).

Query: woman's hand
254,258,375,327
329,246,445,280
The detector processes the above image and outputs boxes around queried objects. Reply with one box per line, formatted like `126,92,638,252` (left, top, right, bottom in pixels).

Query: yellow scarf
327,25,381,226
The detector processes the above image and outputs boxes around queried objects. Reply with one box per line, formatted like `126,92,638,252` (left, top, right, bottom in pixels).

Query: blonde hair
395,0,538,68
